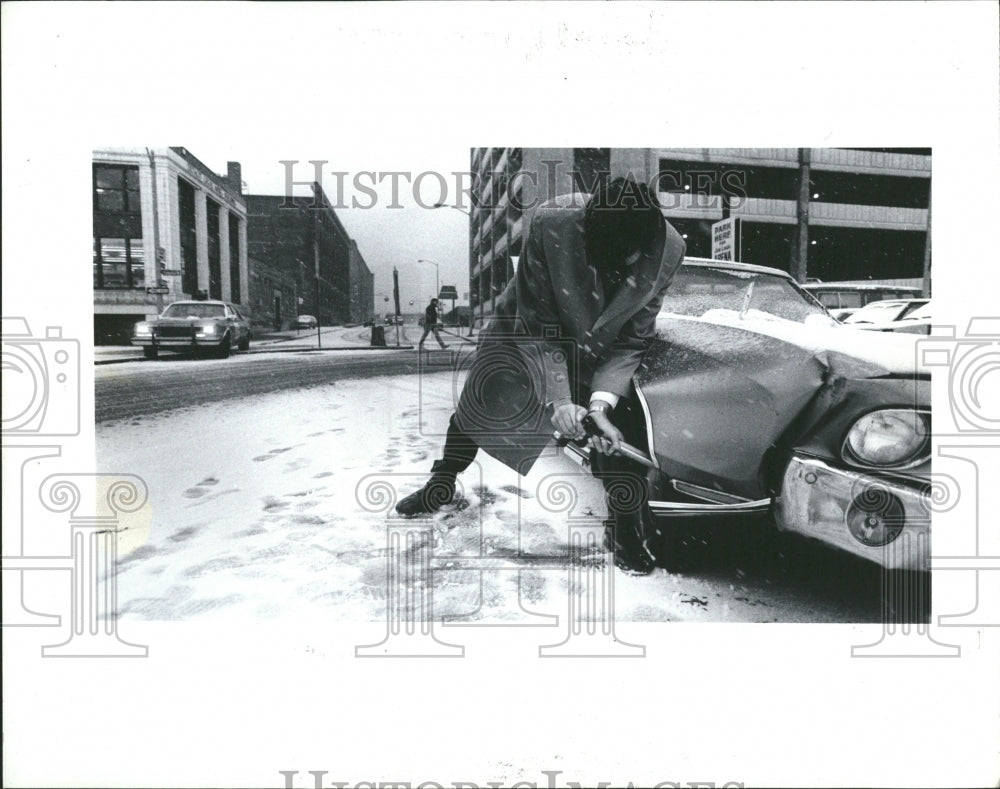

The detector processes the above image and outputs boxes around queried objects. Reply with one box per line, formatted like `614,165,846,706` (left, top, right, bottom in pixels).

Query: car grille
156,326,196,338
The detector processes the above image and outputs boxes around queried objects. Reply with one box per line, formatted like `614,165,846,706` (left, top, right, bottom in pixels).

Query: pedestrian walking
395,177,686,575
418,298,448,349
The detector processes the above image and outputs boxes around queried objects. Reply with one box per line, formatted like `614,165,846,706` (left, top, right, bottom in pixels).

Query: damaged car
602,259,931,572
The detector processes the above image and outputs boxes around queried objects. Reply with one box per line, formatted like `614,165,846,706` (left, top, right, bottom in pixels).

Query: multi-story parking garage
467,147,931,324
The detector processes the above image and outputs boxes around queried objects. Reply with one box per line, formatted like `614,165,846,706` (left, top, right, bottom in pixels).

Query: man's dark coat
454,193,686,474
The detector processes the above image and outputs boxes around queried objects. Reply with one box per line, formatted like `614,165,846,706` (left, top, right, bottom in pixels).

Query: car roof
167,300,229,306
681,257,795,280
857,298,928,306
802,282,922,292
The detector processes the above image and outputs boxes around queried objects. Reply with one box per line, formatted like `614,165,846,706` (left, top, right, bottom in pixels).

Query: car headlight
134,322,151,336
844,409,930,468
196,323,218,335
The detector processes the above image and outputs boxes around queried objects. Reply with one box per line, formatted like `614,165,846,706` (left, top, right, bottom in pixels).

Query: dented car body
629,259,930,571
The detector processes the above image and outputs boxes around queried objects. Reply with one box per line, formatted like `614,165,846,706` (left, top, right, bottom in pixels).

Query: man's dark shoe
395,475,456,517
603,518,656,576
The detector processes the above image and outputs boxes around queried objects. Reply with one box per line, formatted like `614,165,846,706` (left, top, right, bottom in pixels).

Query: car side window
900,301,927,319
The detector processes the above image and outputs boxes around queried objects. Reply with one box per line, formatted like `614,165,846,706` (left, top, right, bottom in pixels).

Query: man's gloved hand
551,400,588,439
586,408,624,455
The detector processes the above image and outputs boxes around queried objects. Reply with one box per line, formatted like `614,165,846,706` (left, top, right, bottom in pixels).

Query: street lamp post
432,202,475,335
416,258,440,300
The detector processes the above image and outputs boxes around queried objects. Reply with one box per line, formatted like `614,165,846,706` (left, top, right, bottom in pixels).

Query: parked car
843,299,932,335
132,300,251,359
802,282,924,321
294,314,318,330
601,259,931,572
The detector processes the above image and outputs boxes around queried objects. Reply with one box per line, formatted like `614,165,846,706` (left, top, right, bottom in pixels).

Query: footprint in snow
499,485,533,498
183,476,221,498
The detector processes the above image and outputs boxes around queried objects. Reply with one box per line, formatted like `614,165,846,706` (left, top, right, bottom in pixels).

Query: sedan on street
132,300,251,359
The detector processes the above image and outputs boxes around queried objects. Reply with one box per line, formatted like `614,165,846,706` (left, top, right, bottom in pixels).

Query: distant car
594,258,931,572
843,299,932,335
294,315,318,330
802,282,924,321
132,300,251,359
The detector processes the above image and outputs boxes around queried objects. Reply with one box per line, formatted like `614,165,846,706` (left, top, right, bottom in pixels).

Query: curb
95,345,418,365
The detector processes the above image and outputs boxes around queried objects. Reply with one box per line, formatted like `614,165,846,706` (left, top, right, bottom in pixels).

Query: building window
94,237,145,289
94,164,141,213
206,197,222,300
178,178,198,295
228,212,241,303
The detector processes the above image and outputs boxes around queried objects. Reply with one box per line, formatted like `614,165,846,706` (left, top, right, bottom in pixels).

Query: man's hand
586,408,624,455
551,401,587,439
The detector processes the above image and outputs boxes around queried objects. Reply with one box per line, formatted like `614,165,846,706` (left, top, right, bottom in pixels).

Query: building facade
246,184,373,327
468,147,932,323
348,240,375,324
247,255,299,332
92,147,249,344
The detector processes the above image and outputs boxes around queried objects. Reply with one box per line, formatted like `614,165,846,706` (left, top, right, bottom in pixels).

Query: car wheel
143,347,158,360
216,335,231,359
238,334,250,352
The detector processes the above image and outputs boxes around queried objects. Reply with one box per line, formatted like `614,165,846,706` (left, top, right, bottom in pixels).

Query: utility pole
147,148,164,314
791,147,811,283
392,267,401,347
313,193,322,349
922,185,932,298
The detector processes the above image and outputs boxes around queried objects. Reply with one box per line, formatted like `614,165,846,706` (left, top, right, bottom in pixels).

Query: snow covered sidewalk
97,371,821,624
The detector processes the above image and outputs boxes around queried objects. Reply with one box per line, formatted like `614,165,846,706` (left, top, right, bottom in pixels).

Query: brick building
246,184,373,326
247,255,298,332
92,147,249,344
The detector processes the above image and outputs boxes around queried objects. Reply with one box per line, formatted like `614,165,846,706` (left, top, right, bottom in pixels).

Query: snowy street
97,361,892,624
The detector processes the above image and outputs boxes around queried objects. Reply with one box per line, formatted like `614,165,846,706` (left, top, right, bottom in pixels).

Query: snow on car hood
658,308,927,377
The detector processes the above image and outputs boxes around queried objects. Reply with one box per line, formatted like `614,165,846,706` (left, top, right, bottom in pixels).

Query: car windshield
661,267,834,325
162,303,226,319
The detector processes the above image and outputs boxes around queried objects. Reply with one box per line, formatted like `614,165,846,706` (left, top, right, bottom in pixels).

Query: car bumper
131,336,226,349
774,455,930,571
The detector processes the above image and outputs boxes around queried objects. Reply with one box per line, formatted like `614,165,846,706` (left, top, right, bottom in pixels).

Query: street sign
161,269,181,276
438,285,459,300
711,217,742,262
146,286,170,295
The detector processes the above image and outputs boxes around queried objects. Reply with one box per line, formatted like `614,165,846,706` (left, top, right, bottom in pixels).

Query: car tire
238,335,250,352
216,335,231,359
143,347,158,360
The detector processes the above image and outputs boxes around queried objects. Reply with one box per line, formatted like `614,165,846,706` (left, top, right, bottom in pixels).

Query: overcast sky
190,143,473,309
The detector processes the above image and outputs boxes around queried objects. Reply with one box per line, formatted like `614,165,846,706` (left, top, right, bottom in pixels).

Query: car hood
634,311,926,499
154,316,220,324
690,309,930,374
